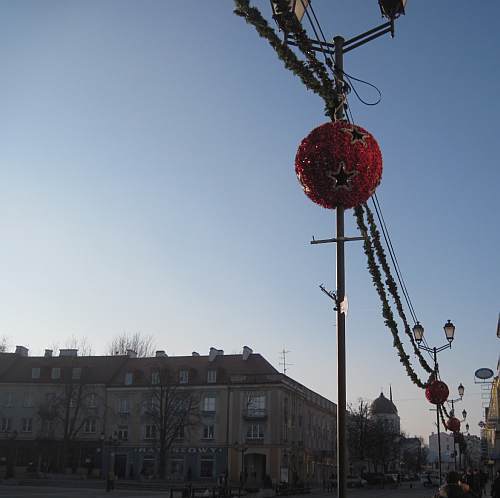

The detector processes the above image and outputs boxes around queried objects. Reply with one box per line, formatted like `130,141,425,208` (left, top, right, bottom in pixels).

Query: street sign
474,368,494,380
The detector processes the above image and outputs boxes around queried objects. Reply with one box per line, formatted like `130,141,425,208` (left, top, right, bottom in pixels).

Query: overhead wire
297,1,435,372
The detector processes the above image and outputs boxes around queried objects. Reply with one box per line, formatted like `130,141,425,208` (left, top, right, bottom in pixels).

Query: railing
243,409,267,420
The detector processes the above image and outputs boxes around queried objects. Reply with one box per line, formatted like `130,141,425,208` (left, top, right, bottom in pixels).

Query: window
247,423,264,440
88,393,97,408
175,425,185,439
0,418,11,432
72,368,82,380
151,370,160,385
207,370,217,383
21,418,32,433
202,424,214,439
42,420,55,434
202,395,216,413
170,458,184,478
144,424,157,439
200,458,214,478
51,367,61,380
247,394,266,417
4,392,13,407
124,372,133,385
118,398,130,414
84,419,97,433
23,393,33,408
248,394,266,410
31,367,40,379
117,426,128,441
179,369,189,384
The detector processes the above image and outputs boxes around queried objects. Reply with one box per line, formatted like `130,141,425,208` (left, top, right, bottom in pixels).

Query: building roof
371,392,398,415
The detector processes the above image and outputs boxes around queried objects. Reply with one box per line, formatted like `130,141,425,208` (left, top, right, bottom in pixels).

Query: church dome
371,392,398,415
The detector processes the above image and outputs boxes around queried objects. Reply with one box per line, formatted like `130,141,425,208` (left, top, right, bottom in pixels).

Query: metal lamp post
276,3,407,497
447,384,465,471
413,319,456,484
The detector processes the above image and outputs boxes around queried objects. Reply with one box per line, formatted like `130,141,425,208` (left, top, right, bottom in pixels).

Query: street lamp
379,0,407,20
233,441,248,495
412,319,456,484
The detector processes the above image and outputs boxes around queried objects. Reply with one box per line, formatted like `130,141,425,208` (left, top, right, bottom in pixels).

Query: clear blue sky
0,0,498,440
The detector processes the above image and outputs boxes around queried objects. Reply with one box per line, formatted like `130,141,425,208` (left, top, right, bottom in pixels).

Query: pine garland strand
364,203,434,374
354,205,426,388
233,0,337,119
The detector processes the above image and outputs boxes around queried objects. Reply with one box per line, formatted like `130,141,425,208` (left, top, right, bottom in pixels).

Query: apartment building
0,345,336,486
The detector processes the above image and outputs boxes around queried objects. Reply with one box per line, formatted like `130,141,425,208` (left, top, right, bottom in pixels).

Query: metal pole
333,35,347,498
433,348,442,484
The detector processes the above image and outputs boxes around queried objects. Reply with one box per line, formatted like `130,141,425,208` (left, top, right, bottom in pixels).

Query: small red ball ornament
446,417,461,433
295,121,382,209
425,380,449,405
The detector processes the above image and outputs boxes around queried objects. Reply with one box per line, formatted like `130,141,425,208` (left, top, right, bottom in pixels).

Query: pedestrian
106,470,115,492
491,470,500,498
435,471,473,497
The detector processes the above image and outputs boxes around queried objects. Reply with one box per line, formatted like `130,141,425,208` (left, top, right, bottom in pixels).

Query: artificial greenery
234,0,435,392
364,203,434,375
233,0,338,119
354,204,426,389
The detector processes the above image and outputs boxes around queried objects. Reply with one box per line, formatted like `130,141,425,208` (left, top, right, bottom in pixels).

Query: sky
0,0,498,441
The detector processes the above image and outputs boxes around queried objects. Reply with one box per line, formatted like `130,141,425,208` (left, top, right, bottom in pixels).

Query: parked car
346,476,367,488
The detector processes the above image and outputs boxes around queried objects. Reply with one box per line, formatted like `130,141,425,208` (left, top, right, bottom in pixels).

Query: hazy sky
0,1,498,441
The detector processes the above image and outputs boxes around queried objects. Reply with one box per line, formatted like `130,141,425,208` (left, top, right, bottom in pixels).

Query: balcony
243,409,267,420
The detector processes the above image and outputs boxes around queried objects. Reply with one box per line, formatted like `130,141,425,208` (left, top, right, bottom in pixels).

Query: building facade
484,360,500,472
0,346,336,486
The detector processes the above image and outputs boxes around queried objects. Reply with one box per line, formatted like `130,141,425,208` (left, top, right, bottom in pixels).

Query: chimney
155,350,167,358
127,349,137,358
15,345,29,357
209,347,224,362
192,352,200,357
44,349,53,358
59,349,78,357
242,346,253,361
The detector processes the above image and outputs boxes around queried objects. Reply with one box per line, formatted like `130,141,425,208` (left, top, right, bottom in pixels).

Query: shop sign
171,447,223,454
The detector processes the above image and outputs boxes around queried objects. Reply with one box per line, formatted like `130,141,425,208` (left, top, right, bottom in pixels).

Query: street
0,485,435,498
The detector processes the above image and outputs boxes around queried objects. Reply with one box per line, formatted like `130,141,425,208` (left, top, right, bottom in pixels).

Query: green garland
234,1,432,390
364,203,434,374
354,205,426,389
233,0,337,119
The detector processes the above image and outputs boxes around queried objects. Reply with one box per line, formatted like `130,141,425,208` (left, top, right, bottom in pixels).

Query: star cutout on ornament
342,126,369,146
326,161,358,191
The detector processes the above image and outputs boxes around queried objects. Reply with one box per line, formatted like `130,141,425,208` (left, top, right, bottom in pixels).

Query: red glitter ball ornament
295,121,382,209
425,380,449,405
446,417,461,433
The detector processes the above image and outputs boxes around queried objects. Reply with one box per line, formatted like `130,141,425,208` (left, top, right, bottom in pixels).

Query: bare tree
0,336,8,352
107,332,156,357
347,399,371,464
64,335,93,356
144,366,199,479
36,367,100,471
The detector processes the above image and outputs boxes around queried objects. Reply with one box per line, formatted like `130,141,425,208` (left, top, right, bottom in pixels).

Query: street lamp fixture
412,322,424,344
462,409,467,420
458,383,464,398
379,0,407,20
444,320,456,343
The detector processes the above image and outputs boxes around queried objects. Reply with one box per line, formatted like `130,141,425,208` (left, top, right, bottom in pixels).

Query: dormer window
125,372,133,386
179,370,189,384
151,370,160,385
207,370,217,383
